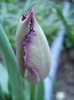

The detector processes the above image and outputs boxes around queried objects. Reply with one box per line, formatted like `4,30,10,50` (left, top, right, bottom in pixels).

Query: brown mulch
53,48,74,100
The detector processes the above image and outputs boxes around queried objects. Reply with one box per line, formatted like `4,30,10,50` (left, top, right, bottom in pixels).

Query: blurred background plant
0,0,74,100
0,0,74,47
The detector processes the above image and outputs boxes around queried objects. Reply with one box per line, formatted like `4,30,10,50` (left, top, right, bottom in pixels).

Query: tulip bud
15,9,51,84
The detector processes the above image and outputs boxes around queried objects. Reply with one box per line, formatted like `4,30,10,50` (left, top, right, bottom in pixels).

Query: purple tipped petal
22,11,40,82
15,9,51,84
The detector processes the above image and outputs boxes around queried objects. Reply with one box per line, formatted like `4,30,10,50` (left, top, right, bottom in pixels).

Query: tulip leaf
0,84,5,100
0,63,9,93
0,24,25,100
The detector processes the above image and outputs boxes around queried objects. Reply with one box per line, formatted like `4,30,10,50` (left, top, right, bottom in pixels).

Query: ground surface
53,48,74,100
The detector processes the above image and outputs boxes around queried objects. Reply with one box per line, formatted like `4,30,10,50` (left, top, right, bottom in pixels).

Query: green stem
31,84,38,100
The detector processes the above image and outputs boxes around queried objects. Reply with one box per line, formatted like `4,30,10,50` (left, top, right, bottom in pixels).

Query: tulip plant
0,9,51,100
16,9,51,84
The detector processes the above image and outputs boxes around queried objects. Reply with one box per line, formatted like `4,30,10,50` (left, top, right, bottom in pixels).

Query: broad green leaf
0,24,25,100
0,63,9,93
0,84,5,100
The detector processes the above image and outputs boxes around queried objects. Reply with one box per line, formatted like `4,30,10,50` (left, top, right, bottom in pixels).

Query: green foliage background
0,0,74,100
0,0,73,47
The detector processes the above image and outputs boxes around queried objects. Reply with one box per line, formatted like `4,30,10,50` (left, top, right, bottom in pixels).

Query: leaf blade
0,24,25,100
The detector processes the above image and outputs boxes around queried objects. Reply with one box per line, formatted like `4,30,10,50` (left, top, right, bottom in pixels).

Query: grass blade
55,7,74,45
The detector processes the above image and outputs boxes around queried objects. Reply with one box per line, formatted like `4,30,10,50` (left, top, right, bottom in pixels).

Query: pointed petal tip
21,9,34,22
29,8,33,14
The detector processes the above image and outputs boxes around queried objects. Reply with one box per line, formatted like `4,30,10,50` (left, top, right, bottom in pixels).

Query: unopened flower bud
15,9,51,84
